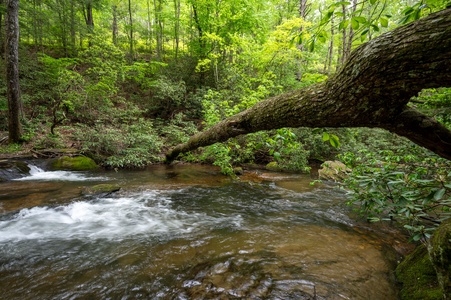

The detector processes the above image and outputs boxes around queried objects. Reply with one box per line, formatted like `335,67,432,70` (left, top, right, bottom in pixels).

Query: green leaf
380,17,388,28
329,134,341,148
351,18,360,30
339,20,349,30
354,16,367,23
322,132,330,142
308,40,315,52
434,188,446,201
369,0,377,4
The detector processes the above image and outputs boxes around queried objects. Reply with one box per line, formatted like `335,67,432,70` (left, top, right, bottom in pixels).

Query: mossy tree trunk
166,8,451,162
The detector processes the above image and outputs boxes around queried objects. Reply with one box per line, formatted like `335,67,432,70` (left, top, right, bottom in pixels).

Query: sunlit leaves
322,131,341,148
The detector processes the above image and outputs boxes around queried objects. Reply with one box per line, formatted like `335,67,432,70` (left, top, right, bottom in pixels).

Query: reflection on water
0,164,404,299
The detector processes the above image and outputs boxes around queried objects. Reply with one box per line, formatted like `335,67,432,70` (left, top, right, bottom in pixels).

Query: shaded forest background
0,0,450,239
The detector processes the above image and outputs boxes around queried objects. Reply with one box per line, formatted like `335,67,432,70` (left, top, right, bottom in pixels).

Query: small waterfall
28,164,45,175
14,164,106,182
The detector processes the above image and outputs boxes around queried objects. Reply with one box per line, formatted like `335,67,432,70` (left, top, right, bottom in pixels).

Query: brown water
0,164,407,299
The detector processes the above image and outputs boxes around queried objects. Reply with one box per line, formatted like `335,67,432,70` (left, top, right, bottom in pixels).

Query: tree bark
6,0,22,143
166,8,451,162
128,0,134,61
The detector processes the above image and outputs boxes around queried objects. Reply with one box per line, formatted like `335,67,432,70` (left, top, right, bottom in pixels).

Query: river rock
429,218,451,298
49,156,98,171
265,161,283,172
81,184,121,197
0,160,30,181
318,160,351,182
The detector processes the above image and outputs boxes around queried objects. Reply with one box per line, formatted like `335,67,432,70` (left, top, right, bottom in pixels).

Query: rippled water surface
0,164,406,299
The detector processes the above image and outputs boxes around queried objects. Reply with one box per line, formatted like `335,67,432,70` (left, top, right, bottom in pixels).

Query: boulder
265,161,283,172
50,156,98,171
81,184,121,197
318,160,351,182
0,159,30,181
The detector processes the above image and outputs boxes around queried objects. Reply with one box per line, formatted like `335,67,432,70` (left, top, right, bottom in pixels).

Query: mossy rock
81,184,121,196
50,156,98,171
266,161,282,172
428,218,451,298
318,160,351,182
396,244,443,299
233,167,244,175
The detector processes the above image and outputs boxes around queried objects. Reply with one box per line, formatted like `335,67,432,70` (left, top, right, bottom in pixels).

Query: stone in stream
80,184,121,197
49,156,98,171
0,159,31,181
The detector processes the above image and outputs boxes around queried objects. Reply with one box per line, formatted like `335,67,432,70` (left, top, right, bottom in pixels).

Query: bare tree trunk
82,0,94,42
299,0,308,19
70,0,76,55
128,0,134,61
166,8,451,161
0,0,4,58
5,0,22,143
146,0,152,51
324,13,334,75
173,0,180,60
345,0,357,61
112,5,118,45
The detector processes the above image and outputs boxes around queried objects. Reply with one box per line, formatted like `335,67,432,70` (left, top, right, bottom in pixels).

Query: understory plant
342,148,451,242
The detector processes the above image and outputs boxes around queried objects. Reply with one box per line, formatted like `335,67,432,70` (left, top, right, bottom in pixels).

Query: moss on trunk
396,244,443,299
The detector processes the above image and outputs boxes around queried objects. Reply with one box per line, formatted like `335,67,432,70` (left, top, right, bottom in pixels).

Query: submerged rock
81,184,121,197
50,156,98,171
0,160,30,181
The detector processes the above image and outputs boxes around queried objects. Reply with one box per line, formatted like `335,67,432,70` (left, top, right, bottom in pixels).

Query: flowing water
0,163,408,299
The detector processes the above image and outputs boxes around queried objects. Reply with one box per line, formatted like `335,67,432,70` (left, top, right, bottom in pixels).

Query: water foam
15,164,106,181
0,190,242,242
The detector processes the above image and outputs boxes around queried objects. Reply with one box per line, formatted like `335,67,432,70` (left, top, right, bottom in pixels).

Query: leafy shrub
342,148,451,242
73,120,163,168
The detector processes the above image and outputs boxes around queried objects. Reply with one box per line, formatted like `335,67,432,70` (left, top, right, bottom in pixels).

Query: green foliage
411,88,451,128
399,0,449,24
200,143,234,175
0,144,23,154
148,77,187,118
343,148,451,242
74,120,163,168
155,113,199,145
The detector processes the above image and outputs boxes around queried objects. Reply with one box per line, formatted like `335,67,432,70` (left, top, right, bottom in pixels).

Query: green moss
396,244,443,300
81,184,121,196
51,156,98,171
429,218,451,297
266,161,282,171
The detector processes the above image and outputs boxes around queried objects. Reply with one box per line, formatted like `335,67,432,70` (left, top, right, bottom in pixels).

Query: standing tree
5,0,22,143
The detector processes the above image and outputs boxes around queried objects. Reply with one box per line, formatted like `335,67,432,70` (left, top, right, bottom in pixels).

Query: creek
0,163,408,299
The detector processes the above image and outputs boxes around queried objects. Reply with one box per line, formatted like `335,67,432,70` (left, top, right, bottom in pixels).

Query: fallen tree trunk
166,8,451,162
